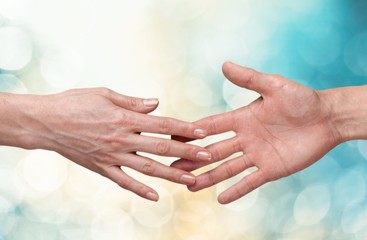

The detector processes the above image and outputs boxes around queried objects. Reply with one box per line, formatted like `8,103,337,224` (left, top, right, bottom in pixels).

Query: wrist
319,85,367,143
0,93,48,150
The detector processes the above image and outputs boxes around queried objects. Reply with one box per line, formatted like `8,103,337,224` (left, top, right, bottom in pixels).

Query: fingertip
196,151,212,161
143,98,159,108
187,184,199,192
222,61,233,72
193,128,207,138
217,193,230,204
146,191,159,202
170,160,197,172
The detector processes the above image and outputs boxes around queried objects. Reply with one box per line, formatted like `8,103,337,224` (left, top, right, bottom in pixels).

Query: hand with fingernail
172,62,345,204
0,88,211,201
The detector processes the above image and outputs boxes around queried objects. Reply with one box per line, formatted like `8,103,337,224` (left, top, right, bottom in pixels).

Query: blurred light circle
92,184,134,213
0,0,31,20
91,208,134,240
65,164,105,204
184,77,220,107
333,169,366,207
294,184,330,226
21,193,72,224
0,196,16,237
174,210,228,240
175,200,212,223
357,140,367,160
222,79,260,110
344,32,367,76
65,164,106,204
208,0,251,31
7,220,60,240
26,0,95,47
227,197,268,233
22,150,68,193
0,74,28,93
0,14,4,26
40,50,84,89
341,199,367,235
0,168,24,204
0,27,32,71
268,193,298,234
205,35,248,73
131,185,174,228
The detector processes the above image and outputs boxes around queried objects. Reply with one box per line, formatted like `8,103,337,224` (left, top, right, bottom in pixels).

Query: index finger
171,112,235,143
132,113,208,139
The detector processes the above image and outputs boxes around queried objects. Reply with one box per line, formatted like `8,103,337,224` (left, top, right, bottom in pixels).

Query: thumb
107,89,159,114
222,61,271,96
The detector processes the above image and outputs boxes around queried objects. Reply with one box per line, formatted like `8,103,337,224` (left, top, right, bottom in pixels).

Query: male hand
172,62,341,204
20,88,211,201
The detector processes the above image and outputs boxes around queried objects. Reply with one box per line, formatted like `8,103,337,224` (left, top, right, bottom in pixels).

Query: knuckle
97,87,111,96
233,185,243,199
155,140,170,155
116,177,130,190
241,154,252,169
269,73,282,79
223,161,234,178
207,171,216,186
127,97,138,109
209,145,222,161
158,118,172,134
141,161,156,176
244,180,256,192
231,139,242,153
111,111,128,126
208,116,218,134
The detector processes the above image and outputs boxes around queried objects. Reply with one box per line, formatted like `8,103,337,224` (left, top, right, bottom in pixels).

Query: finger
188,154,254,192
105,166,159,201
104,88,159,113
123,153,196,185
222,61,271,96
193,112,234,135
132,113,208,139
171,137,240,172
171,135,195,143
217,170,266,204
130,135,212,161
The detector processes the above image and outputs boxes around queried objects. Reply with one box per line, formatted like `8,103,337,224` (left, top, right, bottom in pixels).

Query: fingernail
194,129,207,138
196,151,212,161
180,174,196,185
143,98,159,107
146,192,159,201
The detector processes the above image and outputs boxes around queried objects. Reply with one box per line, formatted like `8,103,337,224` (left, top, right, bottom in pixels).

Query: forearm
0,93,44,149
320,85,367,142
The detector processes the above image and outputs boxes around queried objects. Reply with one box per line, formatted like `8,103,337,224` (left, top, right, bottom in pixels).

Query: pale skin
0,87,212,201
172,62,367,204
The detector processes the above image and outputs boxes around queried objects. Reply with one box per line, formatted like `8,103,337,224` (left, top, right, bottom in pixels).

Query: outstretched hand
172,62,341,204
23,88,211,201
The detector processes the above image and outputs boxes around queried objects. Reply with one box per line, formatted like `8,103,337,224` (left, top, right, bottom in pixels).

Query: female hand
15,88,211,201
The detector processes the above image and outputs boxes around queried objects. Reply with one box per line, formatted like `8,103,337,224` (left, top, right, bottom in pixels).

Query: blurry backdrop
0,0,367,239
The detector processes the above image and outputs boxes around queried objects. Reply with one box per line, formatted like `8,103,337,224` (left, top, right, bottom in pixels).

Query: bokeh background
0,0,367,239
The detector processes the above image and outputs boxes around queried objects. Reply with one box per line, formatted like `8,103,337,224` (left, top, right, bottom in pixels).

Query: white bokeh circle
40,50,84,89
131,185,174,228
91,208,135,240
293,184,330,226
22,150,68,194
0,27,32,71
